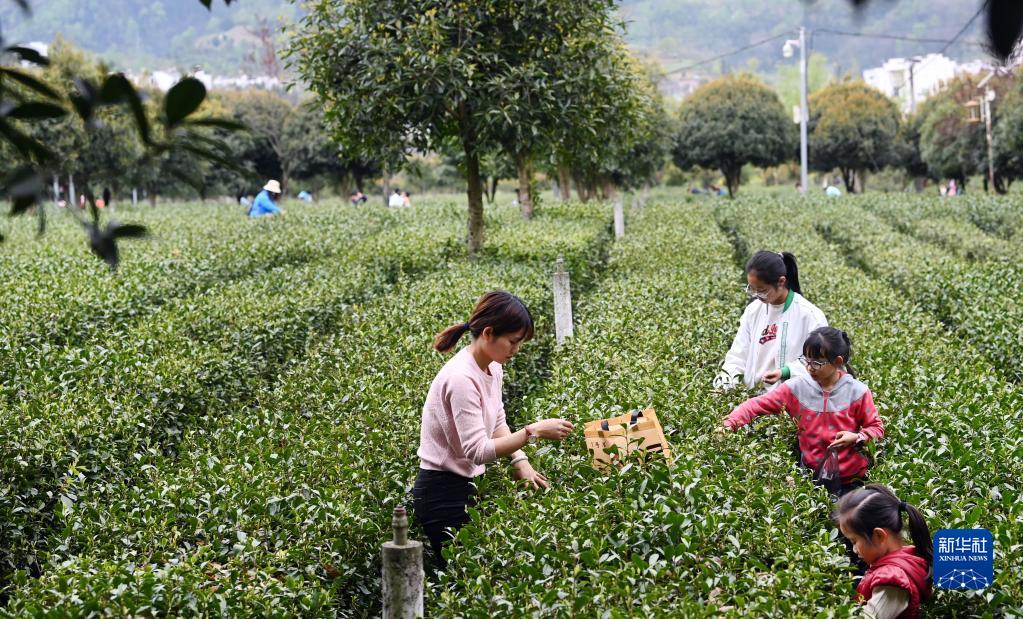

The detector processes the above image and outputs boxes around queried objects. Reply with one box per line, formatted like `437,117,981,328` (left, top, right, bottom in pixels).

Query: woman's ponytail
780,251,801,294
432,291,535,354
903,502,933,565
433,321,473,353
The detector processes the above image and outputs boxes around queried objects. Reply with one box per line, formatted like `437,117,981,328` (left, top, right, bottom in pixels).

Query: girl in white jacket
715,251,828,391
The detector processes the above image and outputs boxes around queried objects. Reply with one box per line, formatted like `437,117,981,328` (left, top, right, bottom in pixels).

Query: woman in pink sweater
414,291,573,567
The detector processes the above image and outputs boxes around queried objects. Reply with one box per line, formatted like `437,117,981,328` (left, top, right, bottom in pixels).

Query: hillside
0,0,989,77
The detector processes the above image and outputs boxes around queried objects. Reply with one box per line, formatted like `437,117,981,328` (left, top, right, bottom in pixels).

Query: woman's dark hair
835,484,933,565
745,250,801,294
433,291,535,353
803,326,856,377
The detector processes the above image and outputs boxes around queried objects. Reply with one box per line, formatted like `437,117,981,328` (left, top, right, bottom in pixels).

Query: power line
812,28,984,47
663,32,793,75
939,4,986,55
662,6,989,80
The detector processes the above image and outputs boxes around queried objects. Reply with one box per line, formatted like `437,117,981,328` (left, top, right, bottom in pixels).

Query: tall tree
917,73,1014,189
808,81,901,193
291,0,626,253
673,74,792,197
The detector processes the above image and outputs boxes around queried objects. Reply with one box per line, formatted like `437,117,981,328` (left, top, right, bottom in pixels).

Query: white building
128,69,282,93
863,53,959,114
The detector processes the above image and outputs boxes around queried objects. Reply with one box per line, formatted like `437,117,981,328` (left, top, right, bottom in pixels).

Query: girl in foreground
835,485,933,618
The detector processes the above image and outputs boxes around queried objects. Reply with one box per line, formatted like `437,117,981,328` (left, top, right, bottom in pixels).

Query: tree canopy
808,81,901,192
673,74,792,197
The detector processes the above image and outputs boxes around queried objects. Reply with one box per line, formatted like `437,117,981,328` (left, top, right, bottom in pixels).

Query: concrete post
68,174,76,208
381,506,423,619
553,256,574,345
52,174,60,206
132,188,138,208
613,198,624,239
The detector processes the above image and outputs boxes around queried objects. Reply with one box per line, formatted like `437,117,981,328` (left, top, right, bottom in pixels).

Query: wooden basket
583,408,672,470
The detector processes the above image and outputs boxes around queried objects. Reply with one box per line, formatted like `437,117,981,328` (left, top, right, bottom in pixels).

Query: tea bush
0,194,1018,617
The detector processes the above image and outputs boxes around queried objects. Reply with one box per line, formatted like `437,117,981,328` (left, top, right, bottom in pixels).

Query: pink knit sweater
418,346,506,478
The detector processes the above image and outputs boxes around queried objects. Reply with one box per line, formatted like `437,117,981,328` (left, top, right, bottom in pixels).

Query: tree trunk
558,165,572,202
841,168,855,193
994,175,1008,194
458,104,485,255
723,166,740,198
854,169,865,194
515,151,533,218
601,178,615,201
913,177,926,193
148,190,157,207
482,177,495,204
574,175,589,203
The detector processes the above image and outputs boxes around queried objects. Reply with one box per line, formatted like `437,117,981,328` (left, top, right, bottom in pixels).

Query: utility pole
783,28,809,194
978,71,997,191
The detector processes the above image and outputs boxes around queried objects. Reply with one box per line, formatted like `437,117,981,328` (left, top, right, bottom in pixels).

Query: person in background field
349,190,368,205
401,190,411,207
413,291,574,568
297,190,313,203
834,485,933,619
389,188,404,208
721,326,884,497
947,179,958,196
249,180,284,218
715,250,828,391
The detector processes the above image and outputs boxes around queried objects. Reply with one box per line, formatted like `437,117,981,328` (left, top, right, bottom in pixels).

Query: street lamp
783,28,808,195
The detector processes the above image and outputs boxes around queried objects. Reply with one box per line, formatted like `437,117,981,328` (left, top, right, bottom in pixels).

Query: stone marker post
381,506,423,619
553,256,574,345
613,197,625,239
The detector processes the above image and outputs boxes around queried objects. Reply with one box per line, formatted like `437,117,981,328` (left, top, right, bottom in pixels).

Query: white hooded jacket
717,290,828,390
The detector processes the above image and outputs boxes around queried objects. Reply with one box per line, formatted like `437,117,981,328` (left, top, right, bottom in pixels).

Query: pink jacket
724,373,884,482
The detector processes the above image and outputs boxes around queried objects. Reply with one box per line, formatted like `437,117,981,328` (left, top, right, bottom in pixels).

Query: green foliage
673,74,792,197
0,196,614,616
292,0,638,251
808,81,902,192
993,72,1023,186
1,191,1022,615
917,73,1014,188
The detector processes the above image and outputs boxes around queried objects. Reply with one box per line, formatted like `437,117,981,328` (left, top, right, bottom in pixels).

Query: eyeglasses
744,283,771,300
798,355,832,371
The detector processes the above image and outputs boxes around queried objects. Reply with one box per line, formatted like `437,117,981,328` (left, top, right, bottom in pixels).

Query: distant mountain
0,0,301,76
621,0,989,77
0,0,990,78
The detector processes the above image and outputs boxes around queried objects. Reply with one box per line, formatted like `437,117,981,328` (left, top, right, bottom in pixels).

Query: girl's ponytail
840,330,857,378
835,484,932,566
433,321,473,353
780,251,801,295
903,502,933,565
745,251,801,295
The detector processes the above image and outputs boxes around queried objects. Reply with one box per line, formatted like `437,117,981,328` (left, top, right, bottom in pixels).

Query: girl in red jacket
835,485,933,618
722,326,884,494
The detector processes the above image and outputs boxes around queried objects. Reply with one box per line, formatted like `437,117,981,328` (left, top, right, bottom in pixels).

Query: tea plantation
0,194,1019,617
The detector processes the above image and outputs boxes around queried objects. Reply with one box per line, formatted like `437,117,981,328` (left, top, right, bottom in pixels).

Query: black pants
412,468,477,569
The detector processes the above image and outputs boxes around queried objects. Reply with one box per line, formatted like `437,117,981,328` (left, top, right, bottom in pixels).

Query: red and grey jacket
724,372,884,482
857,546,932,618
